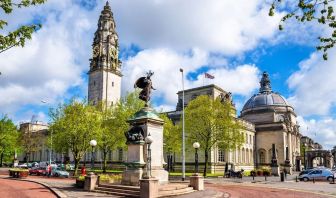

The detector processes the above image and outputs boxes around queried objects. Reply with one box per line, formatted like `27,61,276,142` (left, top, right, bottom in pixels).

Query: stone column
140,178,159,198
84,173,98,191
190,174,204,190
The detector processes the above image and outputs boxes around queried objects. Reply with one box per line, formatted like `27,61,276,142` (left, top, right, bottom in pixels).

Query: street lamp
90,140,97,169
180,68,185,181
145,133,154,178
193,142,200,175
41,100,52,165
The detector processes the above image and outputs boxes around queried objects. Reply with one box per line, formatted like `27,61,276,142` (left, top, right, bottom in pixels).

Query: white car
299,169,334,182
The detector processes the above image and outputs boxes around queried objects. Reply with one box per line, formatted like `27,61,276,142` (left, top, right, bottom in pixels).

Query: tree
19,123,45,163
0,115,19,166
160,113,181,171
98,91,145,173
269,0,336,60
184,95,244,177
49,100,102,176
0,0,46,53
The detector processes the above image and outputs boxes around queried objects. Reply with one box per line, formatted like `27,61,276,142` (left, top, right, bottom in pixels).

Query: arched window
259,149,266,164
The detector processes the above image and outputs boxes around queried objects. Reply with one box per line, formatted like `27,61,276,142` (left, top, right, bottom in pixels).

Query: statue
134,71,155,106
271,143,278,166
125,124,145,144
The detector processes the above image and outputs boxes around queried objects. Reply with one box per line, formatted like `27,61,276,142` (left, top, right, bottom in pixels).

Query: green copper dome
128,107,163,121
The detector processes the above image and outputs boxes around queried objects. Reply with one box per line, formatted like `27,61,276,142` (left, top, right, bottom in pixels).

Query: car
29,167,47,176
299,169,313,176
299,169,335,182
52,167,69,178
16,163,28,168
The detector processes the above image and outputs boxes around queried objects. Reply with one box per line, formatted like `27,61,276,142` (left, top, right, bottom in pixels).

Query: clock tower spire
88,1,121,107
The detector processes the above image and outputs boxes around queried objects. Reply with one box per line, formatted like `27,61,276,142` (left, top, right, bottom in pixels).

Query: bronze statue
134,71,155,106
125,124,145,144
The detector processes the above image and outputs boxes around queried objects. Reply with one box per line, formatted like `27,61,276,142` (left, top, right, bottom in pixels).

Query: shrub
243,170,251,177
99,174,122,184
250,170,256,176
77,175,85,181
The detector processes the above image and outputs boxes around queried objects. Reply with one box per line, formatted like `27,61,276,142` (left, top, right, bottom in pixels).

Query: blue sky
0,0,336,149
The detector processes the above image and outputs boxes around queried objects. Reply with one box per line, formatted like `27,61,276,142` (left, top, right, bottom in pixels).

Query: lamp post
193,142,200,174
41,100,52,165
180,68,185,181
145,133,154,178
90,140,97,169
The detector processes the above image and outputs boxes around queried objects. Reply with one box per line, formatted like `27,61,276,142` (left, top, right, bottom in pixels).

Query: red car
29,167,47,176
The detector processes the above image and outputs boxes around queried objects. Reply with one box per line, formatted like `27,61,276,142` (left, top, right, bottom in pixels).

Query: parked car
299,169,313,176
52,167,69,178
299,169,334,182
16,163,28,168
29,167,47,176
39,161,57,169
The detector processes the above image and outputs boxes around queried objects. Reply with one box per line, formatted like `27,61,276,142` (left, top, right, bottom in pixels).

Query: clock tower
88,1,122,107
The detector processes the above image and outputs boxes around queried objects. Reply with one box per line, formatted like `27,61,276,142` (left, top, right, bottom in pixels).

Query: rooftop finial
259,71,272,93
106,1,109,6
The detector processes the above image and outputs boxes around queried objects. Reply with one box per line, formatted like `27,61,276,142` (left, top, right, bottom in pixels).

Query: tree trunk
103,150,108,173
73,155,80,177
203,150,208,177
0,152,3,167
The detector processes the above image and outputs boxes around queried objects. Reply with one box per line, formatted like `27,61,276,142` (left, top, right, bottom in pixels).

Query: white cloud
297,116,336,150
287,48,336,116
113,0,282,55
0,0,284,121
122,48,260,111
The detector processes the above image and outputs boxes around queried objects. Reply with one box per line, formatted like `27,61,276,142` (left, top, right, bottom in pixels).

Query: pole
49,130,52,165
195,148,199,174
91,146,94,169
303,147,306,170
180,68,185,181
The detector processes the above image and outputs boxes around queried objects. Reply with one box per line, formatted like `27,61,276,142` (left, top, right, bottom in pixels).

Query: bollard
296,176,298,182
253,175,255,181
333,175,335,184
265,175,267,181
313,178,315,183
280,172,284,182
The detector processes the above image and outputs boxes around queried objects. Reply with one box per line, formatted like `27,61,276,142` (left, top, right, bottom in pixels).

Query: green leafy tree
161,113,181,155
0,0,46,53
49,100,102,176
185,95,244,177
0,115,19,166
269,0,336,60
98,91,145,173
19,124,45,163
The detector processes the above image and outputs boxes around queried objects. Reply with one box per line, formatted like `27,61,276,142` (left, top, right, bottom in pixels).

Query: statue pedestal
284,160,292,175
122,142,146,186
271,165,280,176
122,107,168,185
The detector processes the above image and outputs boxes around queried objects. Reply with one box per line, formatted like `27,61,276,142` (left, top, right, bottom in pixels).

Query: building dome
242,72,291,112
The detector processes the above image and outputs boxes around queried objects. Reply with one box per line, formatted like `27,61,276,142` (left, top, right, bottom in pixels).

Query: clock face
109,47,117,59
93,46,99,57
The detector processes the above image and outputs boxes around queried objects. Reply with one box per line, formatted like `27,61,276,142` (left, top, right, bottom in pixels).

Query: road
0,178,57,198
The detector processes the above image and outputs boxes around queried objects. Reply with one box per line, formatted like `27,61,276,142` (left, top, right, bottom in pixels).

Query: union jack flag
204,72,215,79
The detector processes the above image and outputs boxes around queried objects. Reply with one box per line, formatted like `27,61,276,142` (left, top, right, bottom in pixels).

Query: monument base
122,168,144,186
271,166,280,176
284,163,292,175
151,168,169,184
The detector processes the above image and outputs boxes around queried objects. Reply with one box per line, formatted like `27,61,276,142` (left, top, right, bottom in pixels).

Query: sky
0,0,336,149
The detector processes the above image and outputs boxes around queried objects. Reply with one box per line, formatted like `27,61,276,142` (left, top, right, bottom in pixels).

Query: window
218,150,225,162
246,134,248,144
112,82,114,87
259,150,265,163
118,148,123,161
109,151,112,161
93,81,96,86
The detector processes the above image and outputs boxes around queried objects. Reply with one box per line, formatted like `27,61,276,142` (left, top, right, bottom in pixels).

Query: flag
204,72,214,79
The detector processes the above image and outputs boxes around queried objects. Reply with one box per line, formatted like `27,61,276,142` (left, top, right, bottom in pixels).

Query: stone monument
122,71,168,186
284,146,292,174
271,144,280,176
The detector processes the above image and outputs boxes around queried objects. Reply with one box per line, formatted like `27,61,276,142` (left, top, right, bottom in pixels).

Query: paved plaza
1,170,336,198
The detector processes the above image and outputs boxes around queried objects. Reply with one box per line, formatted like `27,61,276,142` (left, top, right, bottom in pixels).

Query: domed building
240,72,302,172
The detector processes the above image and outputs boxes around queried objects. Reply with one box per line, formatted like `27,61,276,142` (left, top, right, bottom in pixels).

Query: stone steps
93,184,140,198
158,184,194,197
